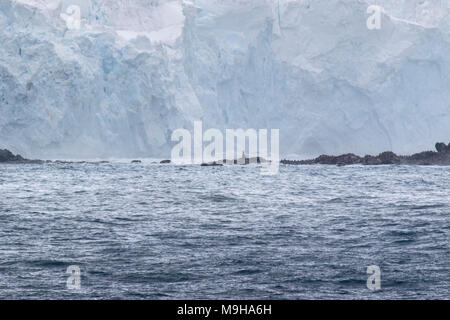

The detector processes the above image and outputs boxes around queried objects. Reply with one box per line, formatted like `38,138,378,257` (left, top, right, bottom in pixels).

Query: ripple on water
0,163,449,299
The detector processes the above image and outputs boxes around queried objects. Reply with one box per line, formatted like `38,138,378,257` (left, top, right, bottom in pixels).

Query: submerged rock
160,160,171,164
131,160,142,164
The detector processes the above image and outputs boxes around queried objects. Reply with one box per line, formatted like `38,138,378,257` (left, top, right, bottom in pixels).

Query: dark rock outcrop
202,156,269,166
435,142,448,153
201,161,223,167
160,160,171,164
0,149,27,163
0,149,111,164
435,142,450,153
223,157,268,165
378,151,401,164
131,160,142,163
282,142,450,166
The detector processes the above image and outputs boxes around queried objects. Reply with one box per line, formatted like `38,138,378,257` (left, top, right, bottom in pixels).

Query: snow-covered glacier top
1,0,450,158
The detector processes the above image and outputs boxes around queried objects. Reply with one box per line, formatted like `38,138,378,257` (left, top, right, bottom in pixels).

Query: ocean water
0,162,448,300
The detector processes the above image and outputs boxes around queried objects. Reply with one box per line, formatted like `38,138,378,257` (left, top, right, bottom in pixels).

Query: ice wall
1,0,450,158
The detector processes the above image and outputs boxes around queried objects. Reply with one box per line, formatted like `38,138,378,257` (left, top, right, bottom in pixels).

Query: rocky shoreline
281,142,450,166
2,142,450,166
0,149,109,165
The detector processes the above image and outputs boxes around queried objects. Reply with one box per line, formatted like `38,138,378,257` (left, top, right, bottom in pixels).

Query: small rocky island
201,152,270,166
0,149,31,163
281,142,450,166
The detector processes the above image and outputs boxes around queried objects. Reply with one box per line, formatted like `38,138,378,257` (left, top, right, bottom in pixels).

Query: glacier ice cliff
1,0,450,159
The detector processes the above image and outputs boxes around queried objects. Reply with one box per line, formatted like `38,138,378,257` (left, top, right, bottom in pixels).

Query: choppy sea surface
0,162,449,300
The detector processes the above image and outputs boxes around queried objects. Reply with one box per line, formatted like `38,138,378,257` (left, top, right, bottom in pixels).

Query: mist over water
0,163,448,299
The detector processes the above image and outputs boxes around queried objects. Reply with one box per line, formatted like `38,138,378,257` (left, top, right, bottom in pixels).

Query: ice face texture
1,0,450,158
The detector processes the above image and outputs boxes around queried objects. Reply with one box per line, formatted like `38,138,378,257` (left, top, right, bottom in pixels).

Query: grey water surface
0,162,449,299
